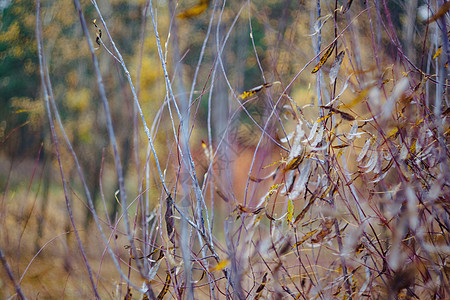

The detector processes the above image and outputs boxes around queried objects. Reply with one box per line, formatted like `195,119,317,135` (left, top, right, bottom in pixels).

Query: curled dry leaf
312,43,336,73
156,272,171,300
308,14,332,36
165,195,175,244
283,150,305,171
357,139,372,162
329,51,345,84
254,273,268,300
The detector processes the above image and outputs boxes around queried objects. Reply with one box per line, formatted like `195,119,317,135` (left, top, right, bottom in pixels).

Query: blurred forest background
0,0,448,299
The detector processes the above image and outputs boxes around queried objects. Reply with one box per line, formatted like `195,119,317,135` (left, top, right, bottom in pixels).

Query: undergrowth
1,0,449,299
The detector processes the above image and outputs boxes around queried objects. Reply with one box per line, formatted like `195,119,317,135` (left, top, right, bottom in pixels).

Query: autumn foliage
0,0,449,299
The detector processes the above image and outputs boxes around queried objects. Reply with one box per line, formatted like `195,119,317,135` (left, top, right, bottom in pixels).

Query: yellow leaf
156,272,171,300
386,127,398,139
312,43,336,73
317,113,332,123
209,259,229,272
266,184,281,200
287,199,294,225
284,151,305,171
238,82,281,100
177,1,209,19
346,88,368,108
293,229,318,247
410,139,416,153
433,46,442,59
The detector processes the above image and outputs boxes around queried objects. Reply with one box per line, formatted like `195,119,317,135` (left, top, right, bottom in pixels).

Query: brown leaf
254,273,268,300
426,2,450,24
329,107,355,121
293,196,317,226
165,195,175,244
311,219,334,243
293,229,318,247
157,272,171,300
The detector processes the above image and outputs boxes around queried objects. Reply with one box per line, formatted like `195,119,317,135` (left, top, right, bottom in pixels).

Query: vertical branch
72,1,157,297
37,1,100,297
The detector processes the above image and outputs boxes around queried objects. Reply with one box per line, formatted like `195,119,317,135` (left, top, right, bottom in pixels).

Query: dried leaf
306,121,319,142
156,272,171,300
238,81,281,100
93,19,102,46
347,88,369,108
177,0,209,19
325,106,355,121
311,219,334,243
308,14,332,36
425,2,450,24
357,139,372,162
147,260,162,282
310,126,324,148
433,46,442,59
254,273,268,300
293,196,317,226
329,51,345,84
284,151,305,171
382,158,394,173
331,143,350,149
215,188,229,202
342,0,354,13
386,127,399,139
287,199,294,225
317,113,332,123
210,259,229,272
312,43,336,73
293,229,318,247
165,195,175,244
249,176,263,183
289,160,311,200
363,151,378,173
252,207,264,215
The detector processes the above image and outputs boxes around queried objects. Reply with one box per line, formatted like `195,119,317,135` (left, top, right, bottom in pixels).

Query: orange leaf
177,1,209,19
